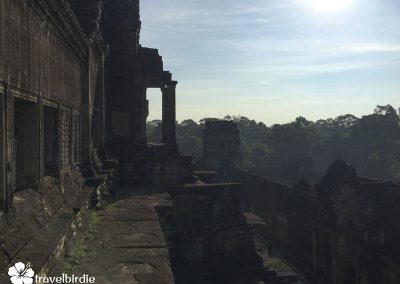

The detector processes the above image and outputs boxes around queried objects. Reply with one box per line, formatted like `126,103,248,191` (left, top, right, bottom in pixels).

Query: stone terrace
51,190,174,284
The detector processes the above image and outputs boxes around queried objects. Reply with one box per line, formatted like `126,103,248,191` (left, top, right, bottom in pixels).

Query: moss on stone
64,212,100,273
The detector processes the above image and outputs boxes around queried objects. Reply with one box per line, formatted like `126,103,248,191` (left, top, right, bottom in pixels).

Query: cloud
343,43,400,53
140,0,400,124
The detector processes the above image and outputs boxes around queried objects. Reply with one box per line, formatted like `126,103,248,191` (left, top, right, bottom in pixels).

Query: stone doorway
14,98,39,190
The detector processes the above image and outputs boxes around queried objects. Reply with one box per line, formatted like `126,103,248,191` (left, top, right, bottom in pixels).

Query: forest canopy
147,105,400,180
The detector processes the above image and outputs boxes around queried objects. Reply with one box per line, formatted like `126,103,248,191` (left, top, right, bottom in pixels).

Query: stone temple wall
0,0,84,109
228,161,400,284
202,120,243,173
0,0,108,274
0,0,186,278
101,0,144,148
0,0,109,206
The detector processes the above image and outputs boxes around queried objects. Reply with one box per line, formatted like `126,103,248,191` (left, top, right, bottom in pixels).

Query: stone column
0,89,6,210
4,83,14,212
139,84,148,147
128,84,148,151
38,97,44,188
80,49,93,168
57,104,63,183
161,81,178,153
97,54,106,149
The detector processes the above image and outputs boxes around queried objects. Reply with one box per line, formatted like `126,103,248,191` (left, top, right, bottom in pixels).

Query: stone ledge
0,184,96,276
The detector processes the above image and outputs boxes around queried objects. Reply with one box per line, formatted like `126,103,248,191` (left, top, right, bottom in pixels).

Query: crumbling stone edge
0,176,109,282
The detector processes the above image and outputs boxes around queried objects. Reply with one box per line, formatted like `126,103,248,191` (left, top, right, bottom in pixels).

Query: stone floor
60,190,174,284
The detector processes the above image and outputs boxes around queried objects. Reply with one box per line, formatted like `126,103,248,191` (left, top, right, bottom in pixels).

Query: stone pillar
161,81,178,153
97,54,106,149
139,84,148,147
203,121,243,172
4,83,14,211
0,89,5,210
126,84,147,152
80,50,93,168
38,97,44,187
58,104,63,183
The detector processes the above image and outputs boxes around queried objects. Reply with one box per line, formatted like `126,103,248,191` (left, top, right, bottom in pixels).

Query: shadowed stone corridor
51,189,174,284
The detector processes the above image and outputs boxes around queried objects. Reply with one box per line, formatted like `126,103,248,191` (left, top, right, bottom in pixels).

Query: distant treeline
147,104,400,180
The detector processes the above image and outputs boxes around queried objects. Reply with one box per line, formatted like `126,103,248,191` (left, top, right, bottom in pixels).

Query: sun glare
306,0,355,12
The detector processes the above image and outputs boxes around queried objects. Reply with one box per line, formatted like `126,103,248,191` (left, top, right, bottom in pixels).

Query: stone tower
203,120,243,172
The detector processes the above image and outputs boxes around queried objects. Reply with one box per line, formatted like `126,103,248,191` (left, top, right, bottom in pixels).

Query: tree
178,119,202,138
349,105,400,178
335,114,359,129
374,105,399,121
174,105,400,180
199,117,220,125
177,134,202,161
146,120,162,143
292,116,313,128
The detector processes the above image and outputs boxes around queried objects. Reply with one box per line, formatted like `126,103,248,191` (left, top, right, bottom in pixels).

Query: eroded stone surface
65,192,174,283
229,160,400,284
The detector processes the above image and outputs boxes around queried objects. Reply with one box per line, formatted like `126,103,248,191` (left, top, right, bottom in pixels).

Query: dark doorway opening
14,98,39,190
43,106,59,177
343,265,356,284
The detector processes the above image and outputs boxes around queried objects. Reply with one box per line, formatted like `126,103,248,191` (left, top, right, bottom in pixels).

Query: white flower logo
8,262,35,284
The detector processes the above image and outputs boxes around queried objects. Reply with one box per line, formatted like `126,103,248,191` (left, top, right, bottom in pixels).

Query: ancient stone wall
102,0,143,148
0,0,88,208
228,167,294,246
202,120,243,172
0,0,86,109
0,86,5,210
60,108,71,171
167,183,265,283
228,162,400,284
71,111,80,164
101,0,179,156
0,5,110,266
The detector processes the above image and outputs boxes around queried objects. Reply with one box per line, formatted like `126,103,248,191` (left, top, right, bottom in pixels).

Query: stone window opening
71,112,80,164
60,109,71,172
146,87,163,144
14,98,39,191
43,106,59,178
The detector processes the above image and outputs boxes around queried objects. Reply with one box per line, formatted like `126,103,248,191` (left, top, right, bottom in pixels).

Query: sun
306,0,355,12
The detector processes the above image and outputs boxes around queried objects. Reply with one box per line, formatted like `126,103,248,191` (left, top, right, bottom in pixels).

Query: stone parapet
165,182,265,283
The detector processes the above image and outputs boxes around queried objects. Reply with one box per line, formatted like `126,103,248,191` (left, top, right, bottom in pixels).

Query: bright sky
141,0,400,125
